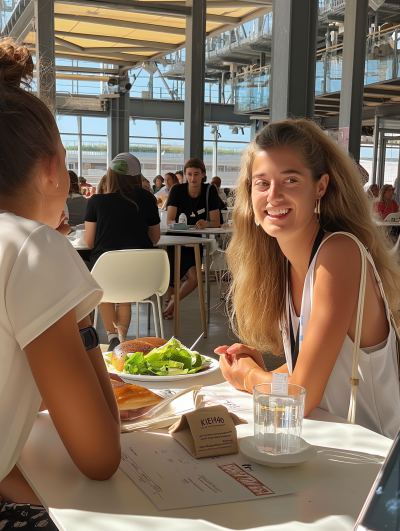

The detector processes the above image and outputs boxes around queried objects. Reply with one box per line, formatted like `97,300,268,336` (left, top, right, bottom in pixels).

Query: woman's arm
167,205,178,225
216,236,363,416
148,224,161,245
24,309,121,480
84,221,97,248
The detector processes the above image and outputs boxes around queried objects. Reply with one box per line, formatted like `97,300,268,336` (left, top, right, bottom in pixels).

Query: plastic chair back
91,249,169,303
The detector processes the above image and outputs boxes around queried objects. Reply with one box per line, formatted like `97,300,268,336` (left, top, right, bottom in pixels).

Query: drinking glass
253,383,306,455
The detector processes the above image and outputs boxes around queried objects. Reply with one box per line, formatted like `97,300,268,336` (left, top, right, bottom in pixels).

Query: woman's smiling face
251,147,329,239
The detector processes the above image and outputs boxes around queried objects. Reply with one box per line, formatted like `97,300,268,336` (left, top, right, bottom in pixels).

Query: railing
234,24,400,113
233,66,271,113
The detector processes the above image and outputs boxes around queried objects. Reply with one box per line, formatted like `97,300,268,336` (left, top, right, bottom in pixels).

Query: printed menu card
119,432,294,510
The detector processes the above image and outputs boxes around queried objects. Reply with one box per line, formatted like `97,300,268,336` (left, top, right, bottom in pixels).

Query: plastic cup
253,383,306,455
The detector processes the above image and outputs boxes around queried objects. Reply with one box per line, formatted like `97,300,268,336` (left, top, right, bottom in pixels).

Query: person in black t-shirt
164,158,220,319
84,153,160,349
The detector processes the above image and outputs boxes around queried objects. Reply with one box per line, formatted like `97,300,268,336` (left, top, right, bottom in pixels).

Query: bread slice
111,338,167,372
111,380,163,411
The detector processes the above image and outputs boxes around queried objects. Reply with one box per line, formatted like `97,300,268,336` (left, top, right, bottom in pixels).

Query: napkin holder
169,223,189,230
169,405,247,458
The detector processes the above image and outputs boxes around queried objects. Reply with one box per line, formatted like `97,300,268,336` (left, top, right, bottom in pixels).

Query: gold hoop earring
316,198,321,222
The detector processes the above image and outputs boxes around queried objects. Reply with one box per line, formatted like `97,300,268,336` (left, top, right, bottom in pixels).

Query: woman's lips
264,208,292,221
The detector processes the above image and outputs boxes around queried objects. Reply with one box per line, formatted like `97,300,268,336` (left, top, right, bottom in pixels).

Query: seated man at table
163,158,220,320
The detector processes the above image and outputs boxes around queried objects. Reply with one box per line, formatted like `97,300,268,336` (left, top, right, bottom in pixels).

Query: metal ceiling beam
83,46,158,53
130,98,253,125
30,48,137,65
55,36,84,52
54,65,118,73
2,0,33,39
54,13,186,35
54,31,178,50
56,0,190,17
54,45,149,61
55,0,243,24
364,87,400,97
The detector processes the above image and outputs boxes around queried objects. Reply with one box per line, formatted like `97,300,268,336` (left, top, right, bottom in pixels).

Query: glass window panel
129,139,157,178
61,134,79,171
204,141,213,177
57,115,79,134
130,119,158,138
162,121,184,139
161,140,184,175
218,124,251,142
217,142,247,187
82,117,107,135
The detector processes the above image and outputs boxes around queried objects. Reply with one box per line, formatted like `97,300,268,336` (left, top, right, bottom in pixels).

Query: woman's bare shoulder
316,233,362,276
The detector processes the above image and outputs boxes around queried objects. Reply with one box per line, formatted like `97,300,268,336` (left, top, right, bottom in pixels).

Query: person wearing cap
84,153,161,350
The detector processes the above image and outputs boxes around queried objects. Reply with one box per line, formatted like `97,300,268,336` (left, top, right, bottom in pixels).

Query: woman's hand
195,219,210,229
215,343,266,369
217,353,264,392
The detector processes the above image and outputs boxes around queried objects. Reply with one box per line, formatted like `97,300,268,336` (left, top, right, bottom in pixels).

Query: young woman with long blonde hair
215,119,400,439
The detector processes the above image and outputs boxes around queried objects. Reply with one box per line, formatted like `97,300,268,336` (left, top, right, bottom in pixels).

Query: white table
18,376,392,531
376,221,400,227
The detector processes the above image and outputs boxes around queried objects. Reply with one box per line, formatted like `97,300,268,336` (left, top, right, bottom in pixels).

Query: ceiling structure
2,0,272,71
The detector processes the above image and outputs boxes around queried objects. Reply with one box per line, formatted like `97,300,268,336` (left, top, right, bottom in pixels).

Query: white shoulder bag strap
318,232,368,424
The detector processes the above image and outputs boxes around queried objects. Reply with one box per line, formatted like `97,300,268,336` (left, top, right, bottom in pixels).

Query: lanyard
288,227,325,370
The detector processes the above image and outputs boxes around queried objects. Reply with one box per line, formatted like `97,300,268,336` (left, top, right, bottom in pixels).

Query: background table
155,235,213,337
161,229,233,323
18,376,392,531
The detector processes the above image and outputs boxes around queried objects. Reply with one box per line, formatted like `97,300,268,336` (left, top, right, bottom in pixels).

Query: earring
255,217,260,226
316,198,321,222
56,182,59,188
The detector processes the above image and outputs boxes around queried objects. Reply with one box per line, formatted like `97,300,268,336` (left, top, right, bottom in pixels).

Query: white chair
91,249,169,339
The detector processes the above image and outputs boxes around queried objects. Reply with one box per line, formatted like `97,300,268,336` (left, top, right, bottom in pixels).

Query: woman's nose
268,180,282,202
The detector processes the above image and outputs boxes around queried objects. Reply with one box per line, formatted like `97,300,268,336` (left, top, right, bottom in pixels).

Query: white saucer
239,436,317,468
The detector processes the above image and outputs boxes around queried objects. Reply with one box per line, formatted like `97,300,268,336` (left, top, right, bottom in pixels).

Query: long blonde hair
378,183,395,206
227,118,400,354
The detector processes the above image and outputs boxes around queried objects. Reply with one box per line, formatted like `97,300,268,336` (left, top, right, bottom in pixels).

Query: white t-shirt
0,212,103,481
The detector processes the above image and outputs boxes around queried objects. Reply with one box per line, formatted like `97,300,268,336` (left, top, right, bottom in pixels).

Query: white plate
239,436,317,468
103,353,220,382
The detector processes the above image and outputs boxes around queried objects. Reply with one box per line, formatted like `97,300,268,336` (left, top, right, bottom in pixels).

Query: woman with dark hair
0,39,121,527
84,153,160,349
66,170,88,227
163,158,220,319
152,175,164,193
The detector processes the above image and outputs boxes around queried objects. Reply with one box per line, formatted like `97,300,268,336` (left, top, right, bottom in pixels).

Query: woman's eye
286,178,298,184
255,181,269,187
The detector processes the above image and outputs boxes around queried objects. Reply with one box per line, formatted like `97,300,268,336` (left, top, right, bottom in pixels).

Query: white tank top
283,233,400,439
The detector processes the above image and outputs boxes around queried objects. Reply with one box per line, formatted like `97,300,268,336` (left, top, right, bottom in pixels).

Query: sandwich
111,380,163,411
111,337,167,372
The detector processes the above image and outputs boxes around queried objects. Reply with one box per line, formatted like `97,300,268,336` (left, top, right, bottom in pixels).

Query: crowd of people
2,37,400,530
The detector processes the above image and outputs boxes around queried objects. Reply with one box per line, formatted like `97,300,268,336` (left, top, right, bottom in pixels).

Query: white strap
318,232,368,424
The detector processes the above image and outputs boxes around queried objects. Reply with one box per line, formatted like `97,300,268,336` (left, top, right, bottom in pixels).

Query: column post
338,0,369,163
184,0,206,161
34,0,56,113
269,0,318,122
